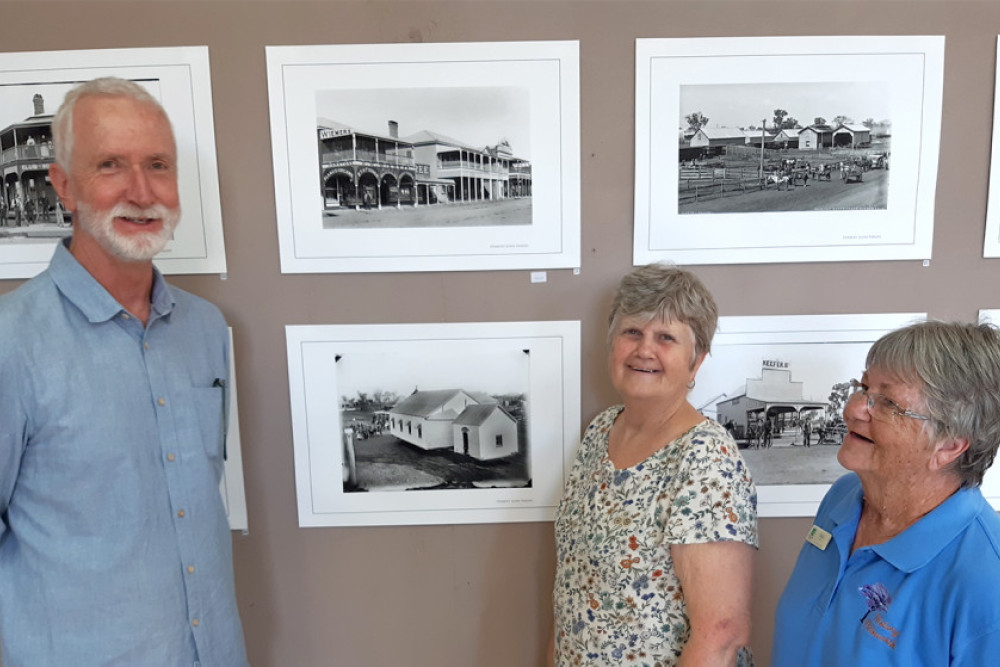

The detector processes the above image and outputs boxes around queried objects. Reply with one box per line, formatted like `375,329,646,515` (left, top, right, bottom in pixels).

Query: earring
686,379,696,389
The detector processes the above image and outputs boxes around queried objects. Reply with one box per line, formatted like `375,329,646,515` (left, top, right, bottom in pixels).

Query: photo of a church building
386,388,520,461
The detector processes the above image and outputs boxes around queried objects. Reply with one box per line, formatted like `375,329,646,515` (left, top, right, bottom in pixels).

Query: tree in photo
685,111,710,131
827,381,851,420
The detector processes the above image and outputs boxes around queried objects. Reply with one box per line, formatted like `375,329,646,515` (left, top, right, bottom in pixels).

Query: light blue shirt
0,241,247,666
773,472,1000,666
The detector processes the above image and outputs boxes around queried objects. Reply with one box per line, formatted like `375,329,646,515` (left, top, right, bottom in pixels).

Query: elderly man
0,78,247,665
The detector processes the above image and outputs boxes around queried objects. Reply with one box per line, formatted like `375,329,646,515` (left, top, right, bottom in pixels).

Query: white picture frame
635,36,944,266
267,41,580,273
687,312,925,517
984,37,1000,257
221,328,249,532
0,46,227,279
286,321,580,527
975,309,1000,509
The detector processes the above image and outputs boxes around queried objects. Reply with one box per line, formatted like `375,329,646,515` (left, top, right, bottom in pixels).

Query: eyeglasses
847,379,930,422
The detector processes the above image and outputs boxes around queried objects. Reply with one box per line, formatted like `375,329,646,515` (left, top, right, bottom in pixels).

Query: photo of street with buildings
315,86,532,229
690,340,874,486
334,348,531,494
677,82,890,214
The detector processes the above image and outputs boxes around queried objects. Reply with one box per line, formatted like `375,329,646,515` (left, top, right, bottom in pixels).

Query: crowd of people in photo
0,193,68,228
762,153,887,190
723,415,845,449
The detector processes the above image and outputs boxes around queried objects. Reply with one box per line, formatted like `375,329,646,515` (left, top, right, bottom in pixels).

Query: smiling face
49,94,180,264
838,366,953,485
608,315,705,407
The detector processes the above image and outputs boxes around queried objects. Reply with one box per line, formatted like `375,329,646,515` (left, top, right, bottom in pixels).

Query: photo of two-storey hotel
315,87,533,229
0,93,71,240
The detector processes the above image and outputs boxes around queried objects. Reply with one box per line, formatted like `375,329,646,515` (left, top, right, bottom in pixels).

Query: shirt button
144,342,149,350
122,313,130,320
192,619,199,627
177,510,185,518
158,397,166,406
167,453,175,462
187,565,195,574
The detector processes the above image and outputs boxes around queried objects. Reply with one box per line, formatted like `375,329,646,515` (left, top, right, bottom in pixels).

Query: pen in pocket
212,378,228,461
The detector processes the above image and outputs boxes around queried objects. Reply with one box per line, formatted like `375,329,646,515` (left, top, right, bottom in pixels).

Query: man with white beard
0,78,248,666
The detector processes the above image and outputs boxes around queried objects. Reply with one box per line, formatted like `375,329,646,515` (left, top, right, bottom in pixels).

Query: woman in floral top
551,264,758,666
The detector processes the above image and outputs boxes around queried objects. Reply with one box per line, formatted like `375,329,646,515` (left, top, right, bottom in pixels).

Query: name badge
806,524,832,551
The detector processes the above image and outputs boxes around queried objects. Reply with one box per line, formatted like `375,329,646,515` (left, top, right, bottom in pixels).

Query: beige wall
2,1,999,664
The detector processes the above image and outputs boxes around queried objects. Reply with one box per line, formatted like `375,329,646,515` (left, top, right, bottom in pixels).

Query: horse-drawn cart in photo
841,162,864,183
811,164,833,181
866,153,888,170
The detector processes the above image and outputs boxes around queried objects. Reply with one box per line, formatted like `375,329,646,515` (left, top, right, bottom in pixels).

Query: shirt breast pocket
191,385,226,464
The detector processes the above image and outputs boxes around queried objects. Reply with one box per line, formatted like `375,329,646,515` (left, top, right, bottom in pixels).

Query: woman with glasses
772,320,1000,666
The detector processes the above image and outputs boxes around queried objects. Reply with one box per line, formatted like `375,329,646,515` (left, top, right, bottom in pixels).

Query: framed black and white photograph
687,312,925,516
984,37,1000,258
267,41,580,273
286,321,580,527
0,46,227,279
976,309,1000,509
634,36,944,265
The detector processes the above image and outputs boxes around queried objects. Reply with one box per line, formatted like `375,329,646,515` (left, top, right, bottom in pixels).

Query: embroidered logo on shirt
859,583,899,649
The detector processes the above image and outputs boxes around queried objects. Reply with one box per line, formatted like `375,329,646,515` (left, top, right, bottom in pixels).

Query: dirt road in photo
323,197,532,229
680,168,888,214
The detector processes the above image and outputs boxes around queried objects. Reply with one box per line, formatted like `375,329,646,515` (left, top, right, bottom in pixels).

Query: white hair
52,77,167,170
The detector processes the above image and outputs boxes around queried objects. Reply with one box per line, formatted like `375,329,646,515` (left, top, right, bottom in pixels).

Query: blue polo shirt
0,241,247,666
773,473,1000,666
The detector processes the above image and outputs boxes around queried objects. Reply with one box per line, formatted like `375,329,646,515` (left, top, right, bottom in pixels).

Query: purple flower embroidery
858,582,892,623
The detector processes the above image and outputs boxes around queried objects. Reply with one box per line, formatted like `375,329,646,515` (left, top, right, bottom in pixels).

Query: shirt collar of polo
48,238,176,324
822,475,864,562
827,474,865,529
869,485,982,573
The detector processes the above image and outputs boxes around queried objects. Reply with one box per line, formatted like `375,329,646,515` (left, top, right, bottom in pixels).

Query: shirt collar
870,485,984,572
827,473,865,529
47,238,175,324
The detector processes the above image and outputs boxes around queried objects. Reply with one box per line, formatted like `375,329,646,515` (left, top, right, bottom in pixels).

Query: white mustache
108,203,175,222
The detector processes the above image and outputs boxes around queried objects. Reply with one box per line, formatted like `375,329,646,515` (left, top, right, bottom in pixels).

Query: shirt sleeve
0,350,29,539
954,622,1000,666
659,424,758,547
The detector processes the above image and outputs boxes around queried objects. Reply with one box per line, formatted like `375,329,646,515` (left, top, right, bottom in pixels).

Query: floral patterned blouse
553,406,758,666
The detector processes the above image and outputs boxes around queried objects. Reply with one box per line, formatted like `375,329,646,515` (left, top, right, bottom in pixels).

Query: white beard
76,201,180,262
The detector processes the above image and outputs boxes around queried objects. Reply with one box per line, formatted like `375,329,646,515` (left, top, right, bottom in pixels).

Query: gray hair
607,263,719,359
52,77,165,170
866,320,1000,488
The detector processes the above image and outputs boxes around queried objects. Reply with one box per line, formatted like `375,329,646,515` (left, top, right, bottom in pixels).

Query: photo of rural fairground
315,86,532,230
335,348,532,494
678,81,890,214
